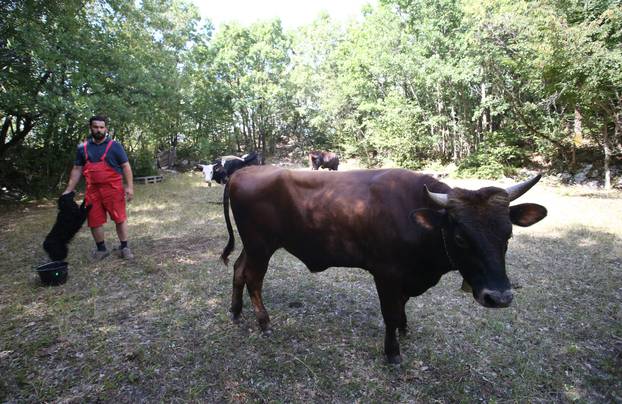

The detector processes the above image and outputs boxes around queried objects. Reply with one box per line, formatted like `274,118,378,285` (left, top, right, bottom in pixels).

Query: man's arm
63,166,83,195
121,162,134,201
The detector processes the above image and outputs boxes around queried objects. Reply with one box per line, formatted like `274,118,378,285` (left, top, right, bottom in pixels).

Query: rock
558,173,573,183
573,164,592,183
585,180,599,188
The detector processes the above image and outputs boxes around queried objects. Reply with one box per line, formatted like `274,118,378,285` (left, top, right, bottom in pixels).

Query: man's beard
92,132,106,140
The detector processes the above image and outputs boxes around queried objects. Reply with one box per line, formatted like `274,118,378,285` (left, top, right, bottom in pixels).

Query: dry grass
0,171,620,402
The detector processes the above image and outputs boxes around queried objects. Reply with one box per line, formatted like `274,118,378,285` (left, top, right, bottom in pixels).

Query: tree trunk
603,119,611,190
481,82,488,137
261,127,267,164
437,87,445,158
451,105,458,162
233,125,241,152
565,118,575,167
572,106,583,167
0,115,35,157
250,112,257,150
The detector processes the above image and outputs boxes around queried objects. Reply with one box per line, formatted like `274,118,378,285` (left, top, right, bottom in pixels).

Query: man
63,115,134,260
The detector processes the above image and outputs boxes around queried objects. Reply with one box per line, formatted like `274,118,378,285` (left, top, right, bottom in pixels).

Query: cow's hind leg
244,253,272,335
399,294,409,336
230,249,247,322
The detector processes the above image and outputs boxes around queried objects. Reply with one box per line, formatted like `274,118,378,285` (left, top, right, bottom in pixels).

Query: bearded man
63,115,135,260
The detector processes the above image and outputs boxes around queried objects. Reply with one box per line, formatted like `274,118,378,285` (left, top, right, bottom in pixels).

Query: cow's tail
220,181,235,266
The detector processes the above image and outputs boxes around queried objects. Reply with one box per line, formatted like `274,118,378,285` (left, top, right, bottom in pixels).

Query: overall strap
100,140,115,161
83,142,89,162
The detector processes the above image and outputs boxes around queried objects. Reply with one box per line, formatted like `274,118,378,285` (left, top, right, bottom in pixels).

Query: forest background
2,0,621,199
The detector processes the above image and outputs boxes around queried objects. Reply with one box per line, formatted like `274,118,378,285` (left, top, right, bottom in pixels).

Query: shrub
457,132,527,179
129,149,157,177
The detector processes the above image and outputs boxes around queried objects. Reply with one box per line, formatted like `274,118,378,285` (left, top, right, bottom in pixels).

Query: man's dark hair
89,115,107,126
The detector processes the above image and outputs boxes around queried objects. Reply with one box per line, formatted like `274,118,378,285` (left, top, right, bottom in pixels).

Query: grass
0,171,621,402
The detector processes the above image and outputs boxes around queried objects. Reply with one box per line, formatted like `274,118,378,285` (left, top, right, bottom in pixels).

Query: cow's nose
479,289,513,308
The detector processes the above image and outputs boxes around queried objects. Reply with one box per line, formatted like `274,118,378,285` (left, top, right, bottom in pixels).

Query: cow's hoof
261,328,273,337
230,312,241,323
387,354,402,365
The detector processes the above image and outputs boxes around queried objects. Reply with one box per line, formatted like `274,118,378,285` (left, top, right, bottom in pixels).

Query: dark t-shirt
75,136,129,174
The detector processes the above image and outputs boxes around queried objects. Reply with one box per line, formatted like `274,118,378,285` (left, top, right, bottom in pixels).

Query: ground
0,170,621,402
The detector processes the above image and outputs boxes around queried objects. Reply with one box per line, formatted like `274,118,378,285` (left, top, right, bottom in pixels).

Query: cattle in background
198,164,215,186
221,167,547,363
220,155,244,166
218,152,260,184
198,152,261,185
309,151,339,171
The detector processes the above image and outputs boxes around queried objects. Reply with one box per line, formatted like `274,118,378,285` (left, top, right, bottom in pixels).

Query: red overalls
83,140,127,228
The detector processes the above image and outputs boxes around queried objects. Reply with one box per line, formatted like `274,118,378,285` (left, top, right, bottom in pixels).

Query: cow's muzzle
477,288,513,308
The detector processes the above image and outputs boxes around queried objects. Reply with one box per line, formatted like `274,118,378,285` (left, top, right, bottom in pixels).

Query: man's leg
115,220,128,243
89,226,110,260
102,181,132,259
114,220,133,259
87,195,110,260
91,226,105,243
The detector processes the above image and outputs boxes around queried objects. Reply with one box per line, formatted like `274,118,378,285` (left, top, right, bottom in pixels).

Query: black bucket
35,261,68,286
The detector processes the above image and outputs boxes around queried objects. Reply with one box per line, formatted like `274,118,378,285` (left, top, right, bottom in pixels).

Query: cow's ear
510,203,547,227
410,209,443,231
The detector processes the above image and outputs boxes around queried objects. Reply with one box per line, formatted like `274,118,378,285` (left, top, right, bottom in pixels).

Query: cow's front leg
374,277,403,364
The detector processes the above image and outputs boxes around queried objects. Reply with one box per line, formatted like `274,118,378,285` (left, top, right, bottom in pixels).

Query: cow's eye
454,232,468,248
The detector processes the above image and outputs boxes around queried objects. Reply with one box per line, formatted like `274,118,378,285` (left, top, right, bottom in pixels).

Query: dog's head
58,192,79,211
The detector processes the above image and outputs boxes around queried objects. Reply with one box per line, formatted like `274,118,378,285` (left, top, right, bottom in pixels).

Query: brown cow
309,151,339,170
221,167,547,364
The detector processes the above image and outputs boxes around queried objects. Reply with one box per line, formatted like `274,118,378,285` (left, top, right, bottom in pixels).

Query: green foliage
1,0,621,197
129,149,157,177
457,132,527,178
176,137,230,163
0,144,73,199
457,154,509,179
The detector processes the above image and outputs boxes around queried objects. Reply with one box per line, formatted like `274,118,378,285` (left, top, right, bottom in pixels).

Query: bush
0,144,73,199
457,156,509,179
457,132,527,179
129,149,157,177
177,138,230,163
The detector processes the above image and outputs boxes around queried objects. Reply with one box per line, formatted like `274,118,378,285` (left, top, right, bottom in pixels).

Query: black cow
221,167,547,363
212,152,260,184
309,151,339,171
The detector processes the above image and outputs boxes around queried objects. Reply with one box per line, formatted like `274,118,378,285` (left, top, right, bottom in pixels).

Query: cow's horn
505,174,542,201
425,185,449,207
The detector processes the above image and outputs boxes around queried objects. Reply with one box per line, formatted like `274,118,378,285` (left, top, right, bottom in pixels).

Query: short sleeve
75,143,86,166
112,142,129,165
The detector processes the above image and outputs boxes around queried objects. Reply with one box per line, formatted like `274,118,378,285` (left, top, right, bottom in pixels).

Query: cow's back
228,166,449,272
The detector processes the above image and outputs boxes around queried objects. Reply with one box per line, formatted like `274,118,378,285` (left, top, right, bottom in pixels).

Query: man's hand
125,186,134,202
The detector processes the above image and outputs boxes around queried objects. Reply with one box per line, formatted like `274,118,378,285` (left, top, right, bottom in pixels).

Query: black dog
43,192,90,261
